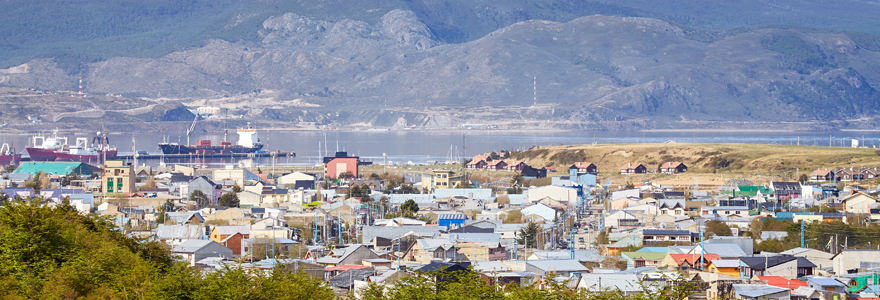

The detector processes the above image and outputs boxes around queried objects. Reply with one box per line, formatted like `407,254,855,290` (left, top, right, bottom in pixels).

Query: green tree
232,184,242,193
349,184,361,198
190,190,210,207
517,222,541,248
400,199,419,216
705,220,733,237
218,192,240,207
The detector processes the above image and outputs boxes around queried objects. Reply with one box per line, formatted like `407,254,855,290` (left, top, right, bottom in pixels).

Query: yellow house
706,259,741,277
420,169,463,190
103,160,135,194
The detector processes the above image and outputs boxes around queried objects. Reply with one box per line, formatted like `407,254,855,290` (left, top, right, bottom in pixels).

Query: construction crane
186,114,198,146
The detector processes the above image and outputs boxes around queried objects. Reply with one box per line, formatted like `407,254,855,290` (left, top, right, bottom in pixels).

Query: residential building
701,206,749,217
622,252,667,269
620,163,647,175
779,247,833,270
525,259,589,277
708,259,742,277
316,244,380,267
810,169,834,182
421,169,463,190
662,253,720,270
520,165,547,179
438,213,468,228
642,229,693,245
806,277,847,293
731,284,790,300
841,191,879,214
570,162,598,174
739,256,797,278
102,160,135,194
182,176,220,204
832,249,880,275
527,185,578,205
323,151,359,179
659,162,687,174
770,182,801,200
277,171,317,189
172,240,233,266
209,226,250,256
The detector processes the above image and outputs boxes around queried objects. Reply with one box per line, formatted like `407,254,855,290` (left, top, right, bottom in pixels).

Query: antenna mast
533,76,536,108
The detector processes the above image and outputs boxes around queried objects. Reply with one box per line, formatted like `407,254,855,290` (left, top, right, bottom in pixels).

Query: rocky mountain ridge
1,11,880,130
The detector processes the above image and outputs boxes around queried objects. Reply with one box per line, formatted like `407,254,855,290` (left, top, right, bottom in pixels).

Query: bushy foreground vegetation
0,197,332,299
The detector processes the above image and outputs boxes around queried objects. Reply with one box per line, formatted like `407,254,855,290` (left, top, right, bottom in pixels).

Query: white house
841,191,879,214
521,203,557,222
526,185,578,205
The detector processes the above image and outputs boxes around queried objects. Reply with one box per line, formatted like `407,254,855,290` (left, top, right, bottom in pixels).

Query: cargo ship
26,130,68,161
26,131,117,162
158,123,263,155
53,137,118,163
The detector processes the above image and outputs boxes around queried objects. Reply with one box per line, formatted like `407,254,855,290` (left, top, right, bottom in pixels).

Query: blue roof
808,277,846,287
637,247,668,253
438,213,467,220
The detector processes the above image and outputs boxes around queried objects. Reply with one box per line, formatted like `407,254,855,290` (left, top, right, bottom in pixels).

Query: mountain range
1,0,880,130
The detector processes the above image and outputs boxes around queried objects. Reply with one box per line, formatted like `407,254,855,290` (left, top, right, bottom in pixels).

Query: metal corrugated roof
526,259,589,272
438,213,467,220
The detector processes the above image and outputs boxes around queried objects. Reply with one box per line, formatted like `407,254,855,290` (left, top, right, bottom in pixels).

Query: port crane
186,114,198,146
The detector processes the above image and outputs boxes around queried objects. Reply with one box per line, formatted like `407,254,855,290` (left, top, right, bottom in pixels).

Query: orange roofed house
659,162,687,174
662,253,720,271
620,163,647,175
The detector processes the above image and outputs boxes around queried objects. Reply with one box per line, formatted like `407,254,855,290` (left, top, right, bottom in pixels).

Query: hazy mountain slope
2,0,879,73
2,12,880,130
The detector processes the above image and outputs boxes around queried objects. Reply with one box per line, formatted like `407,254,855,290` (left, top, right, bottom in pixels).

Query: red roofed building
810,169,833,182
467,159,488,169
662,253,720,270
620,163,647,175
571,162,598,174
659,162,687,174
757,276,808,290
486,160,508,171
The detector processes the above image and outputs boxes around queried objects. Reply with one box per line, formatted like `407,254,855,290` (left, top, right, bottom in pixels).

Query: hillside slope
4,13,880,129
509,142,880,175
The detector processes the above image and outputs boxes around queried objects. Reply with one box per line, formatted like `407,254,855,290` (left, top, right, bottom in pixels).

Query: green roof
621,251,667,261
609,234,643,248
738,186,772,194
14,162,97,176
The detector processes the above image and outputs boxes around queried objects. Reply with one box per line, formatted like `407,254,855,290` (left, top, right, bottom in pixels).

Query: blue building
438,213,468,228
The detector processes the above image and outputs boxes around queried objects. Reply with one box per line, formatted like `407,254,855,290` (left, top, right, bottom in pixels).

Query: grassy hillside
510,142,880,175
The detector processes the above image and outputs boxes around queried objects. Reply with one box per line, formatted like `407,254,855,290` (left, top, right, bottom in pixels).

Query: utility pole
801,221,805,248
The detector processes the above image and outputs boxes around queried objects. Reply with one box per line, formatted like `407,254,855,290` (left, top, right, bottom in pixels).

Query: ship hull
158,144,263,155
26,148,57,161
0,154,21,165
54,150,118,162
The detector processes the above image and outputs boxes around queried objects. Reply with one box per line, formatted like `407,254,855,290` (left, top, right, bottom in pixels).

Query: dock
116,151,295,160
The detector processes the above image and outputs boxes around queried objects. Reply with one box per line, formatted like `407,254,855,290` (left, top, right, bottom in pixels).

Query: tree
798,173,809,184
705,220,733,237
400,199,419,216
218,192,240,207
141,176,157,190
39,171,51,189
232,184,242,193
190,190,210,207
516,222,541,248
348,184,361,198
361,183,370,195
624,182,635,189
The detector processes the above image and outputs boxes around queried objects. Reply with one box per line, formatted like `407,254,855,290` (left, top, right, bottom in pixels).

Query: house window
725,211,730,215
